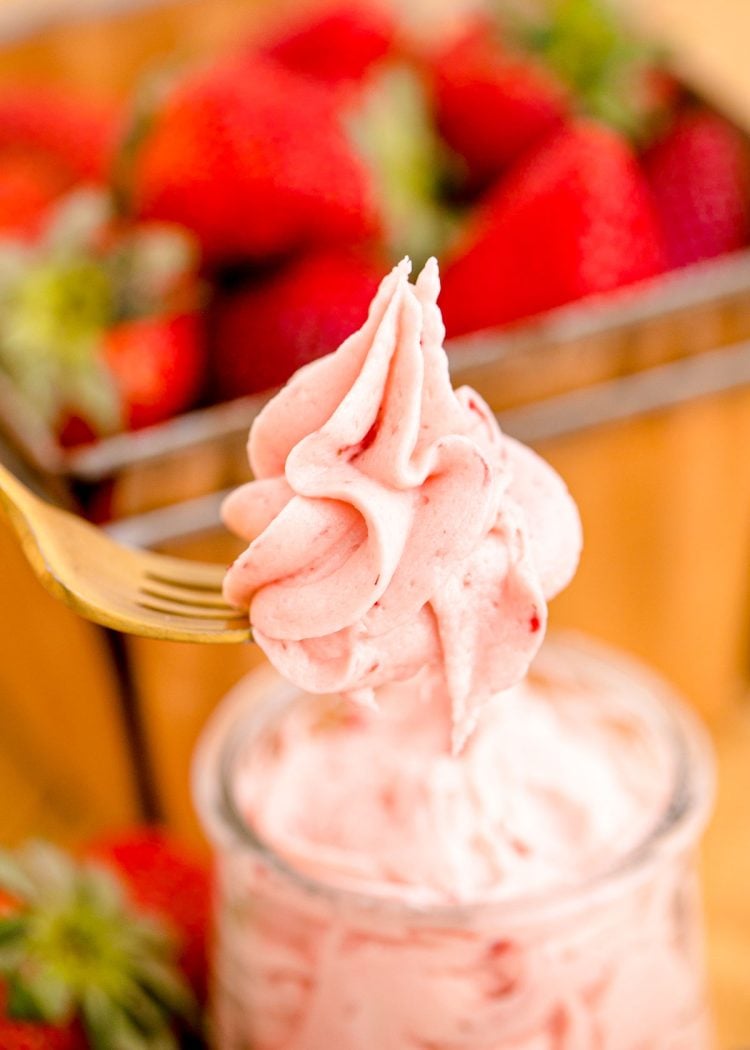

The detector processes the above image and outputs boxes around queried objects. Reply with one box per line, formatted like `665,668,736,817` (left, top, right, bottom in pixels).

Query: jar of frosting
194,634,715,1050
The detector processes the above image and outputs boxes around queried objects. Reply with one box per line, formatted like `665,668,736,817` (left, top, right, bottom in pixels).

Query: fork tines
138,569,248,624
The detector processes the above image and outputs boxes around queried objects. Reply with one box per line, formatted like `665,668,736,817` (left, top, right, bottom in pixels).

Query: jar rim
193,633,715,925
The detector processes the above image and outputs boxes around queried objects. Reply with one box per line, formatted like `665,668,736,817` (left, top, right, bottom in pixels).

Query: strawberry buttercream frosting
222,258,581,745
198,642,714,1050
236,667,671,904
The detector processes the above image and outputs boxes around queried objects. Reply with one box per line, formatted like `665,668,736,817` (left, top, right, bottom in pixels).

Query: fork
0,461,251,643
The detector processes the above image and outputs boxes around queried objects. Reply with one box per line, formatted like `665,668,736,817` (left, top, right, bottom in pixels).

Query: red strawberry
131,57,380,265
432,23,569,188
57,413,100,449
432,0,677,194
517,0,675,142
0,152,70,237
440,120,667,337
0,90,118,238
643,107,750,268
87,828,212,1001
0,991,83,1050
0,840,196,1049
261,1,395,86
101,311,205,430
212,248,382,397
0,986,84,1050
0,189,204,442
1,881,82,1046
0,88,118,182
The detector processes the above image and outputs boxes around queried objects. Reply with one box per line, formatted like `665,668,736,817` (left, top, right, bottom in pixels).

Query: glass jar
194,635,716,1050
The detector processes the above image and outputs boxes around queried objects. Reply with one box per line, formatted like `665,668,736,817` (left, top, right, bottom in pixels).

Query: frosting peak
223,259,581,746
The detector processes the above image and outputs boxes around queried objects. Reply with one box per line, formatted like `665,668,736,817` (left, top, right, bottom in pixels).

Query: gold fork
0,461,251,643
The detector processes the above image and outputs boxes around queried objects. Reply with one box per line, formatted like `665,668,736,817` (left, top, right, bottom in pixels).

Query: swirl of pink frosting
222,258,582,746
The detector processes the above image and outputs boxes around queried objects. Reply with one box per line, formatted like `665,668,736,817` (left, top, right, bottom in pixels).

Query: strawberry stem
347,63,457,267
505,0,665,141
0,843,197,1050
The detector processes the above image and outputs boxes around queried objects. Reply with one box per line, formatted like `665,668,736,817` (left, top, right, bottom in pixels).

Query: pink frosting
202,643,713,1050
223,259,581,745
235,669,671,904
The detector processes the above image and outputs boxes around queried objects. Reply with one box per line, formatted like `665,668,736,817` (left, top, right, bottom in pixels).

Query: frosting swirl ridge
223,258,581,745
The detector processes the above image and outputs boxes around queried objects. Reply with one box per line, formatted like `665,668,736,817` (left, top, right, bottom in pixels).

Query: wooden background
0,0,748,1043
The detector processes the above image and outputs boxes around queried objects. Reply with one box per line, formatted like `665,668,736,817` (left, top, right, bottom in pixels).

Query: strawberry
643,107,750,268
131,56,380,266
57,412,100,449
346,62,456,265
0,995,83,1050
0,90,118,238
0,840,196,1050
260,1,395,86
440,120,667,336
432,23,569,189
212,248,382,397
0,88,118,182
0,188,205,442
86,829,212,1001
0,985,84,1050
0,152,70,237
101,312,204,430
432,0,674,192
520,0,673,140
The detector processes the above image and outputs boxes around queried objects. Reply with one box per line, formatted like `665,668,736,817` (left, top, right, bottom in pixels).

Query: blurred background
0,0,748,1043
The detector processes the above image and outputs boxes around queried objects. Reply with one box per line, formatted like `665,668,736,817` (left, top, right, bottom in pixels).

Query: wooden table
704,710,750,1045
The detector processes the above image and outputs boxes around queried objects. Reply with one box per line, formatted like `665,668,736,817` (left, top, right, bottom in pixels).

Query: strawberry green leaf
109,225,197,320
7,258,114,362
111,64,184,218
0,920,27,970
0,842,197,1050
6,970,49,1021
81,985,115,1050
78,864,127,917
45,188,112,255
0,852,37,901
0,245,120,430
7,961,74,1022
0,241,31,287
136,955,197,1023
504,0,666,141
0,916,27,945
347,63,457,267
0,184,199,438
21,841,79,905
